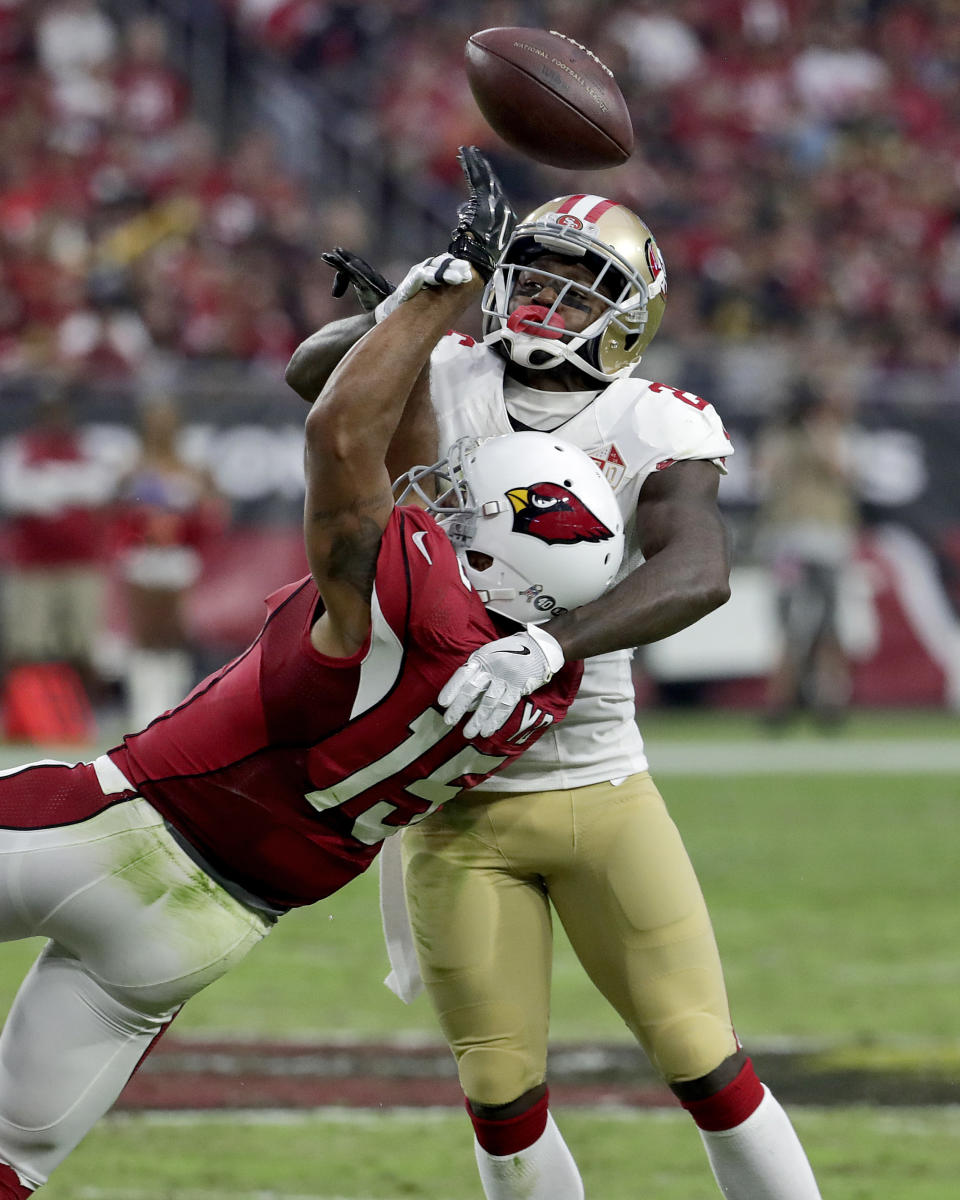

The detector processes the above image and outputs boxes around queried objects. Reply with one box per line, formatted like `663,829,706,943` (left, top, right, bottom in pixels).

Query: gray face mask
481,250,648,383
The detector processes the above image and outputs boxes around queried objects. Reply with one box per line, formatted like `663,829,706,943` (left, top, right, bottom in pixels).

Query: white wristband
373,256,473,324
524,622,565,674
373,292,400,324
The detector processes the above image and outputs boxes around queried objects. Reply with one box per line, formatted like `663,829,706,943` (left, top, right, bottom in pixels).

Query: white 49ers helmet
481,194,667,383
397,433,624,625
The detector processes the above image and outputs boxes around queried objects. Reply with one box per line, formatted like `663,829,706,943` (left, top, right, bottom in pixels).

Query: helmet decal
645,237,666,293
519,583,567,617
555,195,619,222
394,433,624,626
554,213,584,230
505,482,616,546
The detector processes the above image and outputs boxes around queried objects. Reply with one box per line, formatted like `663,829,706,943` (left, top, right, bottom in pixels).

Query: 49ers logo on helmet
553,213,584,230
645,237,666,292
505,483,616,546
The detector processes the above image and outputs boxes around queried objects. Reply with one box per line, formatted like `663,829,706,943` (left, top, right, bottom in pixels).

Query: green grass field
33,1107,960,1200
1,710,958,1197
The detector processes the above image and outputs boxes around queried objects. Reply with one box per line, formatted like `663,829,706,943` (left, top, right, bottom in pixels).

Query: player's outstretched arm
545,459,731,660
285,313,376,403
303,146,515,656
436,460,729,734
303,260,482,654
287,149,512,404
284,249,393,402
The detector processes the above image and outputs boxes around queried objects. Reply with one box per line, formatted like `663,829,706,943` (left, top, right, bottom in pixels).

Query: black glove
321,247,396,312
448,146,516,281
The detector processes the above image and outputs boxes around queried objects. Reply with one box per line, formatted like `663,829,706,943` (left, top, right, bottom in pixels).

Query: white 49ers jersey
430,332,733,790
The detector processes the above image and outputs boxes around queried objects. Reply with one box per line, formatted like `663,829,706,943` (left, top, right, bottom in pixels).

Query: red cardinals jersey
107,506,581,909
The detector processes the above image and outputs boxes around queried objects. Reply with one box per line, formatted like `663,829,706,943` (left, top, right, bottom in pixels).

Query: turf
1,715,958,1199
637,705,960,742
2,757,957,1045
139,770,960,1045
672,771,960,1042
35,1106,960,1199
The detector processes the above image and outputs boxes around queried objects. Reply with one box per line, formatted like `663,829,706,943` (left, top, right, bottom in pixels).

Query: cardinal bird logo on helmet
505,482,615,546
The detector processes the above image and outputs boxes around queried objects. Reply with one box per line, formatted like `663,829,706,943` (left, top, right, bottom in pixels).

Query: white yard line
70,1107,960,1200
647,738,960,775
105,1106,464,1126
100,1101,960,1130
2,738,956,779
78,1192,447,1200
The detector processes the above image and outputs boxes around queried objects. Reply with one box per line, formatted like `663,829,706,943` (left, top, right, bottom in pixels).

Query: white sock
698,1086,822,1199
474,1112,584,1200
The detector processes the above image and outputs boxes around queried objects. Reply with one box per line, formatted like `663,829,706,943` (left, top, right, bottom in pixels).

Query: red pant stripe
0,1163,33,1198
467,1091,550,1156
681,1058,765,1131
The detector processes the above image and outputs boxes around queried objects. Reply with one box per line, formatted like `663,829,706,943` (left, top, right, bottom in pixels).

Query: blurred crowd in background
0,0,957,737
0,0,956,400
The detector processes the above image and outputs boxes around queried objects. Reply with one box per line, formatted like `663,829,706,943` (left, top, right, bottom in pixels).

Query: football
465,27,634,170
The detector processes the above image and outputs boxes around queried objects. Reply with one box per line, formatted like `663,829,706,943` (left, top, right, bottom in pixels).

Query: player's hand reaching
439,624,565,738
448,145,516,280
372,254,475,323
321,247,396,312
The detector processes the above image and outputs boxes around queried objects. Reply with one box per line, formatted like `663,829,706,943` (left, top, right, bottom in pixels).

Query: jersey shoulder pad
431,327,483,365
375,506,466,630
398,506,459,577
430,337,509,443
263,575,312,614
431,330,502,380
626,378,733,469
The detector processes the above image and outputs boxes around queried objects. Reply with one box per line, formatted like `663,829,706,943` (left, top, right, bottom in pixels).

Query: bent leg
550,774,737,1081
0,789,272,1190
0,943,173,1188
402,794,581,1199
402,800,553,1105
551,774,821,1198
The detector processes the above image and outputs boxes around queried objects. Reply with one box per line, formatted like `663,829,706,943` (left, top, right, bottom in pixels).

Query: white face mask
503,377,601,432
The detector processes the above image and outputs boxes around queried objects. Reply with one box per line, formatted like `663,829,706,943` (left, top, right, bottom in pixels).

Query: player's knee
457,1046,543,1109
0,1159,37,1198
644,1013,738,1085
670,1049,766,1131
466,1085,550,1154
467,1082,548,1123
0,1131,50,1193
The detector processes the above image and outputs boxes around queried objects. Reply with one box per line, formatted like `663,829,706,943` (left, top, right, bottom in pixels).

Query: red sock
467,1090,550,1155
0,1164,33,1198
680,1057,765,1131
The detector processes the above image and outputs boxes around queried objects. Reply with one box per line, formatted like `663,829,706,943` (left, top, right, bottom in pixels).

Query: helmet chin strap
499,327,567,371
486,324,620,382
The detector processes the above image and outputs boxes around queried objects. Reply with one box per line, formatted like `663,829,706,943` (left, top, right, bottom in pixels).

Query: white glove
374,255,474,322
438,624,565,739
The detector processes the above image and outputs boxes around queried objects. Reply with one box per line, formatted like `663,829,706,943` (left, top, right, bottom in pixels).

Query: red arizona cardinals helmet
397,433,624,624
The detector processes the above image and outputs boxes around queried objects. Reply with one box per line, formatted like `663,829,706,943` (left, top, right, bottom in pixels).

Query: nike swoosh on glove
438,624,565,739
374,255,474,323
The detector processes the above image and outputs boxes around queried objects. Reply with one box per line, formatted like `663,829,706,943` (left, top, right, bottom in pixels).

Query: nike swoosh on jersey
411,530,432,564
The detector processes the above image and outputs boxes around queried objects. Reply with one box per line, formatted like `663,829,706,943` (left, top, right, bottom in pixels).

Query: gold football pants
401,772,737,1106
